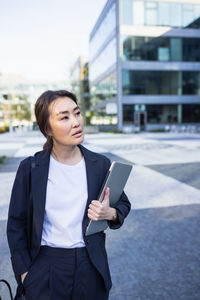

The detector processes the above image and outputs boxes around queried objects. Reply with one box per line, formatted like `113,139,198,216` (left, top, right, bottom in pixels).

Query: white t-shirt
41,155,88,248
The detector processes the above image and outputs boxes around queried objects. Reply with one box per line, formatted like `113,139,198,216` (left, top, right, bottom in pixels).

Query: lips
72,130,82,136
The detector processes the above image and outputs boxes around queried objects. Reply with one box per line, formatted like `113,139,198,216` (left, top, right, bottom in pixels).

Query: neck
51,143,82,165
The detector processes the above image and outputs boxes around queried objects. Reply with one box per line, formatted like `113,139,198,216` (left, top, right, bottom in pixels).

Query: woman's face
48,97,84,146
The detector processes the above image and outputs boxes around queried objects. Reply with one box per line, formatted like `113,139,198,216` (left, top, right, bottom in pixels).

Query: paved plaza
0,130,200,300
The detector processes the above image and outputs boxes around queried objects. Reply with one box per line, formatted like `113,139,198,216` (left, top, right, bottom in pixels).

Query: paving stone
147,162,200,190
107,205,200,300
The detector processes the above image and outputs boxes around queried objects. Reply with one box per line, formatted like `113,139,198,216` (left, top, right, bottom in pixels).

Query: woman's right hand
21,271,28,284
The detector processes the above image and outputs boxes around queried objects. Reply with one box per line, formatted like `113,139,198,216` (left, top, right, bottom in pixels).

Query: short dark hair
35,90,78,149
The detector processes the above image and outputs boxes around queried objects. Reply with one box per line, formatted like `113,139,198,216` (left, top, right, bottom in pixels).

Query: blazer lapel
78,144,99,235
31,147,51,243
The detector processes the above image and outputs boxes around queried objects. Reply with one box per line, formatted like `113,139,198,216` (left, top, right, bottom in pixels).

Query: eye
76,111,81,116
61,116,68,120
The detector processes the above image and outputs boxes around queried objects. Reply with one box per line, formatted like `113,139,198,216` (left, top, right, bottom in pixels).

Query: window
183,38,200,62
158,47,169,61
182,4,194,27
182,105,200,123
122,70,200,96
90,3,116,60
194,5,200,20
122,36,200,62
170,38,182,61
123,105,134,124
158,2,170,26
133,1,144,25
147,105,178,124
122,70,180,95
90,72,117,108
145,1,157,25
120,1,200,28
182,72,200,95
90,38,117,82
171,3,181,27
122,0,133,25
122,36,158,61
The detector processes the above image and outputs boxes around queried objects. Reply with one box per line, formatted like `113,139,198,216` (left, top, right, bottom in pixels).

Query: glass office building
89,0,200,131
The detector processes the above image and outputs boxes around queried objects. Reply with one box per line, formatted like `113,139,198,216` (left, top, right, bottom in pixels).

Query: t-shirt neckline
50,154,84,168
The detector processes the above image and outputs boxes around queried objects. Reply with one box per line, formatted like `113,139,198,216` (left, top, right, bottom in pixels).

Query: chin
72,135,84,145
78,135,84,144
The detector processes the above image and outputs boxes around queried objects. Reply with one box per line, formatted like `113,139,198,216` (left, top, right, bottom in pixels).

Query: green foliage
12,97,31,121
85,115,91,125
0,155,6,164
149,129,165,132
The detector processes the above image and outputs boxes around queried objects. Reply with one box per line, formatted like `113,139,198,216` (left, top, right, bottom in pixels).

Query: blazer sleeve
7,159,32,277
108,190,131,230
102,156,131,230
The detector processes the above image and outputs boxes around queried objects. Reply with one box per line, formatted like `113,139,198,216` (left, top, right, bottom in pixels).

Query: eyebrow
56,106,80,116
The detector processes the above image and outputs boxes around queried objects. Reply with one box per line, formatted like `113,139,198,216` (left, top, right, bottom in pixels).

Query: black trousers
22,246,109,300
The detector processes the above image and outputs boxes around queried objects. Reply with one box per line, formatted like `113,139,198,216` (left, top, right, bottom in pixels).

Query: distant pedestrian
7,90,131,300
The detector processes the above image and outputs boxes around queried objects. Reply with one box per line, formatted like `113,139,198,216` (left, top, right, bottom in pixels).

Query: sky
0,0,107,81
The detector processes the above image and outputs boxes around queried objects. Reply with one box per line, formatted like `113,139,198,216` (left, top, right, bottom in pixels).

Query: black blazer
7,144,131,299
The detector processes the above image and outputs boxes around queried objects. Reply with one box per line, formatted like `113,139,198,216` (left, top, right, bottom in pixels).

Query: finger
88,208,99,218
89,205,101,214
106,187,110,196
88,213,98,221
89,204,101,214
91,200,102,208
88,210,99,221
88,207,104,220
102,187,110,202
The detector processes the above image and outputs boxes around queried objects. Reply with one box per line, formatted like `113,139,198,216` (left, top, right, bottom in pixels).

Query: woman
7,90,131,300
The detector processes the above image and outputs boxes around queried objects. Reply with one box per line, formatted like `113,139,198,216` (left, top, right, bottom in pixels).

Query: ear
47,131,52,137
45,123,52,137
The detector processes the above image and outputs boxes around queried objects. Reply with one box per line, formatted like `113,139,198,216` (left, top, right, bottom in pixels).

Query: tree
12,96,31,121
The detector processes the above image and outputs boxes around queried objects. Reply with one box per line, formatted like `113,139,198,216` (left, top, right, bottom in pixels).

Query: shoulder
18,148,47,169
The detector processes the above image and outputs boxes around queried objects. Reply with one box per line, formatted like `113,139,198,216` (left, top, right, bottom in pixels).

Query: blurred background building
89,0,200,132
0,73,68,132
70,57,90,124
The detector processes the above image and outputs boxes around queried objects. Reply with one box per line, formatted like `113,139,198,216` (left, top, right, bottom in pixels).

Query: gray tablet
86,161,133,236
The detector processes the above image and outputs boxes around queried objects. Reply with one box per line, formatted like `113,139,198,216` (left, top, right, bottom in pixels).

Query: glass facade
147,105,178,124
122,36,200,62
90,2,116,61
121,1,200,27
123,104,179,124
146,2,157,26
90,72,117,105
158,2,170,26
90,37,117,82
133,1,145,25
123,104,200,124
182,72,200,95
122,70,200,95
123,104,134,124
89,0,200,128
182,104,200,122
90,72,117,125
89,2,117,125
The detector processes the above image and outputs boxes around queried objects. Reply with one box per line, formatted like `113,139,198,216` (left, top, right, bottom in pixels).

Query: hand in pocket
21,272,28,284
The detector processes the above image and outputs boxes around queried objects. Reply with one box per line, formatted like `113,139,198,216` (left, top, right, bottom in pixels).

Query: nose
71,115,80,127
